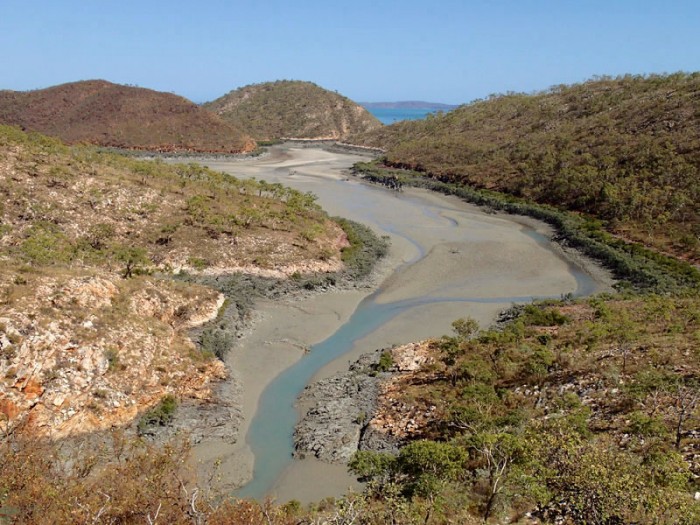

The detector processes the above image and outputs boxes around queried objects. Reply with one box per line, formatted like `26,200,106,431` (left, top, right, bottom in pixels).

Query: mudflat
175,145,614,503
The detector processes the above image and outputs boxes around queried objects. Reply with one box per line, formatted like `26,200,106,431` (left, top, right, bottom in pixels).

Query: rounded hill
351,73,700,261
0,80,254,153
203,80,382,141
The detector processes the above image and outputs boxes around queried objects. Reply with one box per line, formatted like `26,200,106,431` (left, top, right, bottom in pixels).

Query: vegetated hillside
346,295,700,524
0,80,255,153
4,296,699,524
0,125,347,439
204,80,382,141
352,73,700,261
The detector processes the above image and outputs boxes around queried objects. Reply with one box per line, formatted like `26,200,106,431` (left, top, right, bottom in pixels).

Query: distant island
361,101,459,110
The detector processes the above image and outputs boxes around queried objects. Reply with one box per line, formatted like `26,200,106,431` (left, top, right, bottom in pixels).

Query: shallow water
236,285,592,500
178,146,609,502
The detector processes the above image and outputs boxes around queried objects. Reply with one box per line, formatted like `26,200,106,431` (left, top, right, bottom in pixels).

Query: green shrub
523,346,555,380
397,440,467,497
376,350,394,372
452,317,480,339
348,450,397,482
20,222,74,265
137,394,177,434
520,305,570,326
200,327,233,360
187,257,209,270
627,411,669,438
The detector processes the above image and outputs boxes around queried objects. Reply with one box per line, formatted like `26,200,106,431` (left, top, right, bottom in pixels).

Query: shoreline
175,145,615,503
269,203,614,504
191,243,403,494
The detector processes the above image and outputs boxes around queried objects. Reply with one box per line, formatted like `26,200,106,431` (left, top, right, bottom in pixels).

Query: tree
113,245,150,278
526,426,699,524
472,432,525,521
670,384,700,450
397,441,467,498
452,317,479,340
348,450,396,484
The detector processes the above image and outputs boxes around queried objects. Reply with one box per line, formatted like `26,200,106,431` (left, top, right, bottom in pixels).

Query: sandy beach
175,145,614,503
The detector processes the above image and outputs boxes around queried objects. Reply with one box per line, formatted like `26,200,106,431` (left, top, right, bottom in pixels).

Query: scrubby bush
199,327,234,360
333,217,390,279
376,350,394,372
137,394,177,434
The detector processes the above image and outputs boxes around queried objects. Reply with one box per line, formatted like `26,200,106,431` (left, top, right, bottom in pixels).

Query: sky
1,0,699,105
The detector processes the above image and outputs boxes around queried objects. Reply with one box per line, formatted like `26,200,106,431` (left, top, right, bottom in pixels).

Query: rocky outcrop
365,342,437,442
294,351,390,463
0,272,226,439
293,341,436,464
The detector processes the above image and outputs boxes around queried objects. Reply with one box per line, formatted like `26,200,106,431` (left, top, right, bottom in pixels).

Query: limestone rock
0,271,227,439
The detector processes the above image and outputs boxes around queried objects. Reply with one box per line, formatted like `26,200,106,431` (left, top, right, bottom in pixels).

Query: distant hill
203,80,382,141
361,101,458,110
352,73,700,261
0,80,255,153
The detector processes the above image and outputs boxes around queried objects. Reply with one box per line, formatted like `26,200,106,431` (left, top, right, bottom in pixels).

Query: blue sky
2,1,699,104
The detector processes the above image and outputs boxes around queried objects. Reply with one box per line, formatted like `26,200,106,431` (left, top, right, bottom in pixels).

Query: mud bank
167,145,614,504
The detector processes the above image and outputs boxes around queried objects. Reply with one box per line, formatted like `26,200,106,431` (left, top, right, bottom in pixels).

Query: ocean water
364,107,443,125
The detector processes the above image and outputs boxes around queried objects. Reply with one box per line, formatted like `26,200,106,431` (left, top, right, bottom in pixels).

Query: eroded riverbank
169,145,614,504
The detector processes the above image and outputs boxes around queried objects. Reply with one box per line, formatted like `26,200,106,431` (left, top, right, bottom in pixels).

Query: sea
364,107,443,125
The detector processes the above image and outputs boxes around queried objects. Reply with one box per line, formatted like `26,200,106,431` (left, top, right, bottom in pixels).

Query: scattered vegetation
0,80,254,153
137,395,178,434
1,126,385,449
347,294,700,523
4,72,700,523
376,350,394,373
0,432,439,525
353,160,700,294
10,301,699,525
0,125,342,278
203,80,382,141
352,73,700,262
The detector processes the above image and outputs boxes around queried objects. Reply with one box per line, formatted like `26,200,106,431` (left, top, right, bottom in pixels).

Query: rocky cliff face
0,272,225,439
